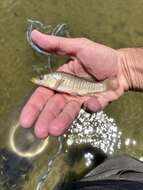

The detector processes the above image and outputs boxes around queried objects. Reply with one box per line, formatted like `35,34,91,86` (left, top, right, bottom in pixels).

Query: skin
20,30,143,138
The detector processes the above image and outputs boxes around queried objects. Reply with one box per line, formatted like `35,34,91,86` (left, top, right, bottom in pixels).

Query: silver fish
31,72,118,96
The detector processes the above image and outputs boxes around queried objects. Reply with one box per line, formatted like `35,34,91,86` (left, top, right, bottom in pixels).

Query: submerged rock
0,149,33,190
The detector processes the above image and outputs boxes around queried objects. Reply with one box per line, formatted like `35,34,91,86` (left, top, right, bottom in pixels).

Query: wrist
116,50,130,91
117,48,143,91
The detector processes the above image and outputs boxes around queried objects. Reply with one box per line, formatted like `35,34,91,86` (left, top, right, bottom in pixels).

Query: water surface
0,0,143,189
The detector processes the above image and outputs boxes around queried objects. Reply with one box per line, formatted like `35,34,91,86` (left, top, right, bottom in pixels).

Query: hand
20,30,128,138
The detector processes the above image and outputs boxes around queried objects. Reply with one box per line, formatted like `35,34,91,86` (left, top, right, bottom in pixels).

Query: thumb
31,30,82,56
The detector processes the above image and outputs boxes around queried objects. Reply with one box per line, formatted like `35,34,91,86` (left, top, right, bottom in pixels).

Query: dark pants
60,155,143,190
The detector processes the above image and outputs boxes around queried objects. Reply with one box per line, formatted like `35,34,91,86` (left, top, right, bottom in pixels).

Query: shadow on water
0,0,143,189
0,149,33,190
64,145,107,180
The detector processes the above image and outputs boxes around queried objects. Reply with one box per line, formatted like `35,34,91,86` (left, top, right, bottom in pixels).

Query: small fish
31,72,118,96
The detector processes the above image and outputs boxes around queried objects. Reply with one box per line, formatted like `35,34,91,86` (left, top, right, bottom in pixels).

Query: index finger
48,101,81,136
20,87,54,128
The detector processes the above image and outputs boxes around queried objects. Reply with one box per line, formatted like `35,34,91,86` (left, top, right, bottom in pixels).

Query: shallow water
0,0,143,189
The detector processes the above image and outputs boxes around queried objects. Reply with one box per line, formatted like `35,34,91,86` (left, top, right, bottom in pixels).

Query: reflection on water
0,0,143,189
123,137,143,161
65,109,122,155
9,122,49,158
35,136,63,190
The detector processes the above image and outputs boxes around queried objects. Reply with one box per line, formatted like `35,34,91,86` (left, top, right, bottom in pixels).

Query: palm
58,45,124,108
20,30,127,138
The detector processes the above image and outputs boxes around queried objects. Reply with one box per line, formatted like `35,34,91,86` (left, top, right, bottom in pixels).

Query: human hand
20,30,128,138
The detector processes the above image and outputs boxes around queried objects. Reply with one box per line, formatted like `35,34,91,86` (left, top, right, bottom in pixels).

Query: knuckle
57,38,63,50
70,100,80,110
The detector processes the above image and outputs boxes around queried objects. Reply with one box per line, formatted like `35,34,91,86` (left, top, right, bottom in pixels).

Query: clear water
0,0,143,189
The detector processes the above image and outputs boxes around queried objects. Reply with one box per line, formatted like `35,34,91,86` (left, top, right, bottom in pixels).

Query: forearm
118,48,143,90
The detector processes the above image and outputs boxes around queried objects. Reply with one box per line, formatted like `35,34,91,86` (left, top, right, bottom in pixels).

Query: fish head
31,72,62,88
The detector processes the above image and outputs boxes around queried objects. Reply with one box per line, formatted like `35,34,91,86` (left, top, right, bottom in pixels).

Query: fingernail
34,126,48,139
48,124,62,136
20,113,33,128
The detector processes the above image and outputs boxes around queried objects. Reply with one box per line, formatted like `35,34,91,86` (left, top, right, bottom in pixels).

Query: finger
98,86,124,107
68,59,93,79
84,88,124,112
84,97,102,112
58,60,84,76
58,62,74,74
58,59,92,80
48,101,80,136
96,89,123,110
20,87,54,128
31,30,82,56
34,94,66,138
